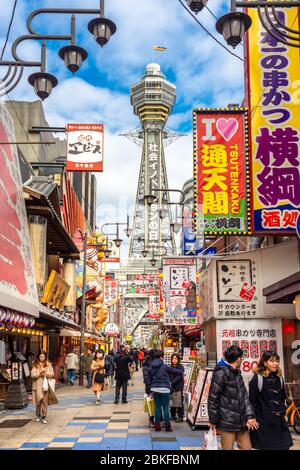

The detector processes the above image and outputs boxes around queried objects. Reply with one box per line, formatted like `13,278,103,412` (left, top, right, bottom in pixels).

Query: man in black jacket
114,346,132,404
208,345,259,450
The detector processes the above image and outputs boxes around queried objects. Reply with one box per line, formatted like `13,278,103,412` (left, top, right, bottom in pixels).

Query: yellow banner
247,6,300,234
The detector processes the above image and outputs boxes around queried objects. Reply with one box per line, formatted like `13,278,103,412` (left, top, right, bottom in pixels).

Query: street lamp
0,1,117,98
187,0,208,14
101,216,132,247
214,1,300,49
141,248,149,258
216,11,251,48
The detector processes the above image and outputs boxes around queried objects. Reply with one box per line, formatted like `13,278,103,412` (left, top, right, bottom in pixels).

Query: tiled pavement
0,372,299,451
0,372,206,451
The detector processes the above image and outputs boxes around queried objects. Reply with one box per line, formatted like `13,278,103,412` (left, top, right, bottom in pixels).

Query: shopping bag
147,396,155,417
144,394,149,413
42,376,48,392
48,378,56,392
203,428,218,450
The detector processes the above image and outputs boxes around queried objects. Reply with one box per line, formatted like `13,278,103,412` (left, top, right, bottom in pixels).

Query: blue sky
0,0,245,257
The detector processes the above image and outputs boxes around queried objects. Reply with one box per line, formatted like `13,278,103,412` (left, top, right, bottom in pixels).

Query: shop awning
263,272,300,303
184,325,202,336
39,304,80,329
24,176,80,258
60,328,107,342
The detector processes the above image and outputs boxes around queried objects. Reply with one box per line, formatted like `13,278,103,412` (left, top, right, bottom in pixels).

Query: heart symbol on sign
216,118,239,142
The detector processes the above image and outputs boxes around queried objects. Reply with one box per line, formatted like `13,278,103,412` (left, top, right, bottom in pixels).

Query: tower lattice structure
126,62,178,259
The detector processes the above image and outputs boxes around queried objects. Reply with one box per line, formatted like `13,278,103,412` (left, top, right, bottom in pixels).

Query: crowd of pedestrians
29,343,294,450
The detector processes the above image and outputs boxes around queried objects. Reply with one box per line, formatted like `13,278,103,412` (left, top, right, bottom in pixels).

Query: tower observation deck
128,63,177,259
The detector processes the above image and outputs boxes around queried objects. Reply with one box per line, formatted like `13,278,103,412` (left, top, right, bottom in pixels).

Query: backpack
257,373,284,392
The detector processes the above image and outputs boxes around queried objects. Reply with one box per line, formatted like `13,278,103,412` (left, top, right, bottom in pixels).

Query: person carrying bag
91,350,106,404
31,349,58,425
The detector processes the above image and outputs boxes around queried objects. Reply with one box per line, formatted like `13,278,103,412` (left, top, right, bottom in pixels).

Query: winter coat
148,358,183,391
115,353,131,381
90,359,105,386
138,351,144,361
208,358,255,432
31,361,56,406
105,354,115,376
65,353,78,370
169,363,185,392
83,355,93,373
249,368,293,450
142,356,152,394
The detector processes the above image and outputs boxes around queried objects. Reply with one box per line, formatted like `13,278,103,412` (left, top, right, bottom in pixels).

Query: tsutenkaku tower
127,62,177,258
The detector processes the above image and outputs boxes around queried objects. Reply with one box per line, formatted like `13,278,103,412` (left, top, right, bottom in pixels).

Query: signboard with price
216,318,283,385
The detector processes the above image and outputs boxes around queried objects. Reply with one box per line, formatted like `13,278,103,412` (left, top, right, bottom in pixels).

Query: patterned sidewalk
0,372,205,451
0,372,299,451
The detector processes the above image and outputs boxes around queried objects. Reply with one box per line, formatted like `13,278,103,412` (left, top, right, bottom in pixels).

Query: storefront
263,271,300,388
199,241,299,385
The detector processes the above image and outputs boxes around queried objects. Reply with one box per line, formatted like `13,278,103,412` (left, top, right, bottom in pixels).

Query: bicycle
285,383,300,434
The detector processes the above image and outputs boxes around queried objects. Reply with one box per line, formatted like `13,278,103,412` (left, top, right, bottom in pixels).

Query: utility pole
79,233,87,386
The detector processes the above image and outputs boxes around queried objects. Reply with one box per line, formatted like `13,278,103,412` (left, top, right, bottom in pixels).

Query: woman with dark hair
31,350,57,424
249,350,293,450
148,349,183,432
91,350,106,404
169,353,185,422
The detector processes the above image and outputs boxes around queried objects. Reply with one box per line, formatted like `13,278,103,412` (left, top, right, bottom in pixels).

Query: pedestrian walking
91,350,106,404
138,349,144,368
169,353,185,423
208,345,259,450
106,350,116,387
83,348,93,388
31,350,58,424
129,360,136,386
249,350,293,450
65,347,78,386
133,348,139,371
114,345,132,404
148,349,183,432
142,350,155,428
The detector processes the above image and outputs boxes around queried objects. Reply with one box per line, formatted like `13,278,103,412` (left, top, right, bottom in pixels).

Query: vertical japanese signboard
0,102,39,316
163,257,197,326
194,109,250,236
66,123,104,172
147,133,160,248
247,7,300,233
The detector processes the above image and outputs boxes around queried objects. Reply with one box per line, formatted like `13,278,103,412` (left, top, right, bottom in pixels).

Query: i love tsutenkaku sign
194,108,251,236
246,7,300,234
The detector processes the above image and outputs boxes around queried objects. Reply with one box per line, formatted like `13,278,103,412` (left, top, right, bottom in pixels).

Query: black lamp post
101,216,132,248
0,1,117,98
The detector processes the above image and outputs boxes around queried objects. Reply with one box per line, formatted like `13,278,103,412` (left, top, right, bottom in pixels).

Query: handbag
203,428,218,450
48,385,59,405
170,391,183,408
94,372,105,384
42,376,48,392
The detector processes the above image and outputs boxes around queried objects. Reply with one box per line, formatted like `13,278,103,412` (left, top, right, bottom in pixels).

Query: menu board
195,370,213,425
181,361,195,394
187,368,213,428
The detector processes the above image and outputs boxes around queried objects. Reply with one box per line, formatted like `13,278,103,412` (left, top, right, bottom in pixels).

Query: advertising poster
247,7,300,234
216,259,259,318
216,318,283,384
194,108,250,236
0,102,39,317
163,257,197,326
66,123,104,172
